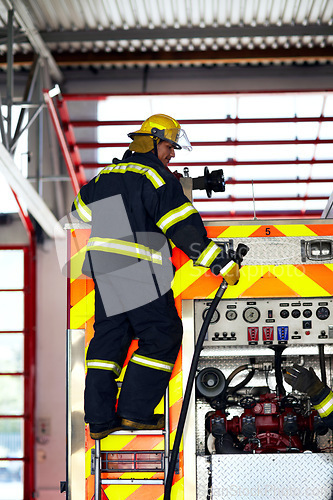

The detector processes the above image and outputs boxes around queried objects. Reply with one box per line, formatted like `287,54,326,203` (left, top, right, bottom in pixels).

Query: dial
243,307,260,323
316,306,330,320
291,309,301,318
303,309,312,318
202,307,220,324
280,309,289,319
226,310,238,321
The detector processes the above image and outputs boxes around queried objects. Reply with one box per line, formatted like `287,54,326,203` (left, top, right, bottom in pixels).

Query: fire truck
64,190,333,499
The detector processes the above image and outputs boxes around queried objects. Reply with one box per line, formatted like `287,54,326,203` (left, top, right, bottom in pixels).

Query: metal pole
43,90,80,195
11,57,41,152
94,439,101,500
10,104,44,153
66,329,86,500
164,386,170,482
37,62,43,196
7,9,14,148
0,92,8,149
42,63,66,217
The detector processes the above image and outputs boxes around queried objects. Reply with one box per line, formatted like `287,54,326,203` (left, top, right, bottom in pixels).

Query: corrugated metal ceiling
0,0,332,69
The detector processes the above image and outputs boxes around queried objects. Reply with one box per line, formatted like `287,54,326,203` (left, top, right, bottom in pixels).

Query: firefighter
72,113,244,440
284,364,333,430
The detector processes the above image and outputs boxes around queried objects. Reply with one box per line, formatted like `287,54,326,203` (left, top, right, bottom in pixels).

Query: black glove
284,364,325,398
228,244,249,269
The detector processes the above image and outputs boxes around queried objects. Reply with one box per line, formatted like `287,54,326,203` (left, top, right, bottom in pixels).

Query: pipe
94,439,101,500
272,346,286,397
228,370,255,395
318,344,327,386
226,364,249,385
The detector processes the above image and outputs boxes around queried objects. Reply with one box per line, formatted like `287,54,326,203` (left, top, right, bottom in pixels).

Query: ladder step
101,479,164,485
93,387,170,494
92,449,165,475
112,429,165,436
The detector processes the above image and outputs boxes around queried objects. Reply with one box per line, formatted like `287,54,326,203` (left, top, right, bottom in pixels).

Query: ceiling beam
0,23,332,45
1,46,332,68
8,0,63,82
39,24,333,43
55,45,333,66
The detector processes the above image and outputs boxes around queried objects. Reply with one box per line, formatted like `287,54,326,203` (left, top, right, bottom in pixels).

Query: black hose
228,369,255,395
164,280,228,500
226,364,249,385
272,345,286,396
318,344,327,386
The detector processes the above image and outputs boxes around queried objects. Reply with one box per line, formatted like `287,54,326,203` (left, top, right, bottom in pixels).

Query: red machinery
197,364,328,455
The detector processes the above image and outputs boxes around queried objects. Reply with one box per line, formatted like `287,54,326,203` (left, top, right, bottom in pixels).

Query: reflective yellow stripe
130,354,174,372
195,241,222,267
87,359,121,377
95,162,165,189
87,237,162,264
220,260,236,275
157,202,198,233
313,391,333,418
69,245,87,281
74,191,92,222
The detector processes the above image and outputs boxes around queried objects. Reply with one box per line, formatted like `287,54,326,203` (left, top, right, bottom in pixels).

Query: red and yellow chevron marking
68,223,333,500
206,223,333,238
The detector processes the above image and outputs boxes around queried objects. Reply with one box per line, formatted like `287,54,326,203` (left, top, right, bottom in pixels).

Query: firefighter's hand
234,243,249,267
220,260,240,286
220,244,248,285
284,364,325,398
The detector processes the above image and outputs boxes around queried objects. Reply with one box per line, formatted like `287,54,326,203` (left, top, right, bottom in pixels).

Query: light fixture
301,239,333,261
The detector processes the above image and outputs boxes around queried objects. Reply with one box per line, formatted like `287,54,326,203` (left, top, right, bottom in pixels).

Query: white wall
35,239,67,500
0,216,29,245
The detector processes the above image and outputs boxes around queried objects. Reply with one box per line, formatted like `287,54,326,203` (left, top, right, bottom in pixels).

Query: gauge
243,307,260,323
226,310,237,321
280,309,289,319
316,306,330,320
202,307,220,324
303,309,312,318
291,309,301,318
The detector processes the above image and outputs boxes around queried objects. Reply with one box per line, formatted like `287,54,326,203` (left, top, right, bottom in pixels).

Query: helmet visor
152,127,192,151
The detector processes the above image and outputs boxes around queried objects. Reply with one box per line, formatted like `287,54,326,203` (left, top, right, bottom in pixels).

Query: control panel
194,297,333,346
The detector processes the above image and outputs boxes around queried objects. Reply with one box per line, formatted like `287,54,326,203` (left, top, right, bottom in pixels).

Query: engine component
194,297,333,346
207,391,326,454
242,415,256,437
196,367,226,400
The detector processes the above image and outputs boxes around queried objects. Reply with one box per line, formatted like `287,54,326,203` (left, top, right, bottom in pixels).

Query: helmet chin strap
153,137,159,157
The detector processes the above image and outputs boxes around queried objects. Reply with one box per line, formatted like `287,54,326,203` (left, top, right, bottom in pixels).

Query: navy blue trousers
84,285,183,425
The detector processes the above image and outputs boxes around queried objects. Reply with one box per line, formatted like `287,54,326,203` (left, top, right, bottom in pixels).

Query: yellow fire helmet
128,113,192,153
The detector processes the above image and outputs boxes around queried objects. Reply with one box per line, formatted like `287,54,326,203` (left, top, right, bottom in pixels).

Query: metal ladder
93,387,171,500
